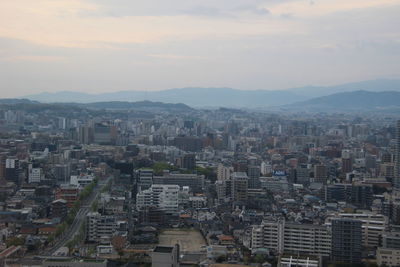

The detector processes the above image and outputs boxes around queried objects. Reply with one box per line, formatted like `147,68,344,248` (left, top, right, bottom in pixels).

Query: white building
70,174,95,188
136,184,179,215
252,218,331,257
217,164,233,181
279,255,320,267
28,165,43,183
377,247,400,267
189,196,207,209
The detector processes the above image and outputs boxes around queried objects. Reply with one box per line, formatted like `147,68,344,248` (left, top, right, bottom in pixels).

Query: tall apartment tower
5,158,20,185
314,164,327,184
247,165,261,189
395,120,400,189
232,172,248,203
331,218,362,264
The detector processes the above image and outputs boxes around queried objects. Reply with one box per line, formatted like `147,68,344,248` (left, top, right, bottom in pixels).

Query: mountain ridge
20,79,400,107
285,90,400,112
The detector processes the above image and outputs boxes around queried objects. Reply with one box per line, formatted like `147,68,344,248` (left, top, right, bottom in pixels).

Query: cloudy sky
0,0,399,97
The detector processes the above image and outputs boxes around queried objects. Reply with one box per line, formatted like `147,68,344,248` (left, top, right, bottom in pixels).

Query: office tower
330,213,387,248
216,179,233,204
233,160,248,172
296,164,310,185
247,165,261,189
54,164,71,184
232,172,248,202
314,164,327,184
93,123,117,145
28,164,43,184
381,163,395,183
365,154,377,170
79,125,94,144
331,218,362,264
325,183,373,208
395,120,400,189
0,155,5,181
342,158,353,174
173,136,203,152
5,158,19,185
217,164,232,181
176,153,196,170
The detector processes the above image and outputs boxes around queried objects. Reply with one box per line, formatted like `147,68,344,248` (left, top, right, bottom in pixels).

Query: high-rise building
5,158,19,185
325,183,373,209
252,218,331,257
296,164,310,185
342,158,353,174
217,164,233,181
232,172,248,202
395,120,400,189
216,179,233,204
136,184,179,215
176,154,196,170
247,165,261,189
54,164,71,184
314,164,327,184
328,213,387,248
93,123,117,145
28,164,43,184
331,218,362,264
79,125,94,144
173,136,203,152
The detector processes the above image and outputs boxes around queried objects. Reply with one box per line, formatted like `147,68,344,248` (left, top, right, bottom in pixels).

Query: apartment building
252,218,331,257
136,184,179,215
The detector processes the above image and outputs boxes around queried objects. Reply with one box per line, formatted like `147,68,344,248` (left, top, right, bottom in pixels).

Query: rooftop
153,246,174,253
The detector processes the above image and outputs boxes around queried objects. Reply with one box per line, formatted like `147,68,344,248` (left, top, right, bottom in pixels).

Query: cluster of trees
151,162,217,182
5,236,25,247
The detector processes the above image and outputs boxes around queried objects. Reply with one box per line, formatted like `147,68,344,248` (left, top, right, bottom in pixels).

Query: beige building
377,247,400,267
326,213,388,248
252,218,331,257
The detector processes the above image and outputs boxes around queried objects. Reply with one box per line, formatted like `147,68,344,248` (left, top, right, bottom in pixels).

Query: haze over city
1,0,400,98
2,1,400,267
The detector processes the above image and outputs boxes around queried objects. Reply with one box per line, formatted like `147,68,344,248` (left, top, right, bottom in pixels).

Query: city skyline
0,0,400,98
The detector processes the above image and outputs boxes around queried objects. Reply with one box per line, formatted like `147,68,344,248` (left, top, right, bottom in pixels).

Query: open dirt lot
158,229,206,252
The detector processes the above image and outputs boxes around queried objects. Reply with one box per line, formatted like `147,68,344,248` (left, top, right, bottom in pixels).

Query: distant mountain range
2,90,400,114
79,101,192,112
284,90,400,112
23,79,400,108
0,99,192,114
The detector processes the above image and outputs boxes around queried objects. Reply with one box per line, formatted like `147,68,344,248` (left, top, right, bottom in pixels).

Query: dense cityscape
1,0,399,266
0,100,398,267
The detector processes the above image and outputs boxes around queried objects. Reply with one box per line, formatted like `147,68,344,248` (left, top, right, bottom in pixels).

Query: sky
0,0,400,98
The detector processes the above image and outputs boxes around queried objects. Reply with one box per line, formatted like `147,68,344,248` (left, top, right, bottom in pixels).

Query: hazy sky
0,0,400,98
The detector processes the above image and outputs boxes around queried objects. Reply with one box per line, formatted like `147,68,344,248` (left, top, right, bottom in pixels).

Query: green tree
5,236,25,247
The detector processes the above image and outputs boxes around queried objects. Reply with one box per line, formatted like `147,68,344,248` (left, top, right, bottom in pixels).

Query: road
43,176,112,256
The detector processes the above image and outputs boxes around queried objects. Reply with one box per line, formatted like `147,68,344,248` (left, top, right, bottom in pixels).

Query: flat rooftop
153,246,174,253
